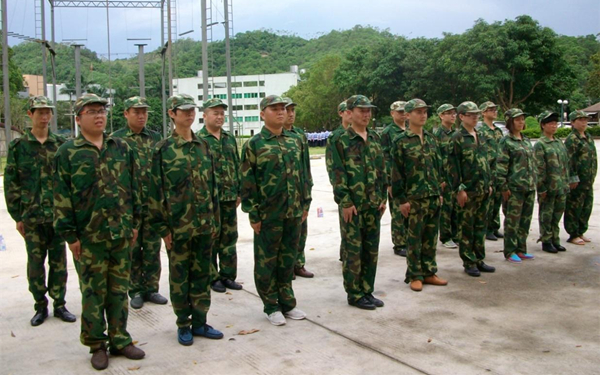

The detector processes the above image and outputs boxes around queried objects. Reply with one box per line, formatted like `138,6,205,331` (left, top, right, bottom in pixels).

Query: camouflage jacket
111,126,162,208
330,126,387,210
287,125,314,197
432,125,456,185
447,126,492,196
148,131,219,240
4,129,66,225
564,130,598,189
240,126,311,223
380,123,405,185
478,123,503,183
53,134,141,244
533,135,571,195
325,124,347,189
391,129,442,204
198,127,241,202
496,134,536,192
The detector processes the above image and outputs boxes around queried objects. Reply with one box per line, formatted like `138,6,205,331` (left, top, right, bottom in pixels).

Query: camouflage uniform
496,109,536,258
564,111,598,239
326,119,348,260
330,123,387,302
392,122,443,283
240,96,310,314
112,97,163,300
54,94,141,352
4,112,68,312
148,95,219,329
198,99,241,282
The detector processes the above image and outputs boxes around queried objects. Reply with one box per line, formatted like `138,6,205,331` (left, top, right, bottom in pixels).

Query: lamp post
557,99,569,126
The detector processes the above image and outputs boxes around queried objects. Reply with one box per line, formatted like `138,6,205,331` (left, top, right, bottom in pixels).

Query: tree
0,38,25,95
585,52,600,102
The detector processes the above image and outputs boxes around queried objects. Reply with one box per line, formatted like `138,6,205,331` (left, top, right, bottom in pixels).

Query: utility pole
224,0,234,133
2,0,11,145
201,0,209,101
73,44,83,136
135,44,147,97
50,2,57,131
41,0,47,96
167,0,173,95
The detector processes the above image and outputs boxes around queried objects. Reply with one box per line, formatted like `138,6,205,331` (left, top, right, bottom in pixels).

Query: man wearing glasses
54,93,145,370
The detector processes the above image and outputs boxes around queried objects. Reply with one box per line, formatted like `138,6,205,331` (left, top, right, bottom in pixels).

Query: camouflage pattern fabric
27,95,55,110
503,191,535,257
538,193,566,244
564,188,594,238
325,125,348,259
123,96,150,110
478,123,504,233
73,93,108,115
433,125,459,244
212,200,238,281
456,194,489,268
404,197,440,282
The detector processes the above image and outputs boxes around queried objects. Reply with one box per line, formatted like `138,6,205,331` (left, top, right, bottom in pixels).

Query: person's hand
439,196,443,205
250,221,262,234
16,221,25,238
502,190,511,202
489,186,493,196
236,197,241,208
68,240,82,261
378,202,386,215
441,182,447,192
343,206,357,223
569,182,578,190
131,229,139,245
400,202,411,218
387,186,393,198
457,190,468,208
162,233,173,250
301,210,309,223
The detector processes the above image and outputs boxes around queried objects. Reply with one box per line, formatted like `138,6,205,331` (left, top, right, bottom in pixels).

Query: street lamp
557,99,569,126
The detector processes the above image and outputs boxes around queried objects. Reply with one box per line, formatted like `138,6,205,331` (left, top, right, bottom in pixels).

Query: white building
174,66,301,135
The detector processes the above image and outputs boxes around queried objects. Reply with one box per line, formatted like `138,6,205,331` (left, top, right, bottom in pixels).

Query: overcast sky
6,0,600,59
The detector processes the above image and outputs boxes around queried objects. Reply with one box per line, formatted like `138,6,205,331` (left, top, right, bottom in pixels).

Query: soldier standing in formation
198,98,243,293
449,102,495,277
329,95,387,310
496,109,537,263
54,94,145,370
4,96,76,326
533,111,570,253
380,101,408,257
240,95,310,325
112,96,168,309
564,111,598,245
392,99,447,292
149,94,223,346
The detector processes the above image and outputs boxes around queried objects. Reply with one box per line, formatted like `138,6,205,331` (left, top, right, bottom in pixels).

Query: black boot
54,306,76,322
31,308,48,326
542,243,558,253
553,243,567,252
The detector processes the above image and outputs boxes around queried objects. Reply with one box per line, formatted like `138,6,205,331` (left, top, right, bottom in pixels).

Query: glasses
81,109,108,117
464,113,481,118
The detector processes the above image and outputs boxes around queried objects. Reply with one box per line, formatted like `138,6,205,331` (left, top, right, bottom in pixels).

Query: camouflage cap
569,110,590,121
537,110,559,124
338,101,347,112
167,94,198,110
124,96,150,110
390,101,407,112
437,103,456,115
28,95,55,111
282,97,297,107
404,98,430,113
260,95,287,111
504,108,526,120
346,95,377,110
479,101,498,112
203,98,228,110
457,101,481,115
74,93,108,115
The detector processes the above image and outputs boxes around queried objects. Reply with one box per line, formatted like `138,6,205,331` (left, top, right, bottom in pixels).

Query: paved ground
1,144,599,375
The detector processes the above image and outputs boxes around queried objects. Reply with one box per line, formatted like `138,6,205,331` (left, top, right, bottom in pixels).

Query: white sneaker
443,240,458,248
266,311,286,326
283,308,306,320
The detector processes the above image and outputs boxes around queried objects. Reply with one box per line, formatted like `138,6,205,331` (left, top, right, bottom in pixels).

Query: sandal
567,236,585,245
580,235,591,242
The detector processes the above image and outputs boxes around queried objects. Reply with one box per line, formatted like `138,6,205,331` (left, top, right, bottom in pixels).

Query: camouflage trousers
338,205,346,261
24,222,67,311
538,192,566,244
503,190,535,257
388,192,407,251
254,217,301,315
212,200,238,281
439,188,459,244
342,207,381,303
457,193,490,268
74,238,132,352
486,187,503,234
295,218,308,269
168,235,213,328
404,196,440,283
128,214,161,298
564,186,594,238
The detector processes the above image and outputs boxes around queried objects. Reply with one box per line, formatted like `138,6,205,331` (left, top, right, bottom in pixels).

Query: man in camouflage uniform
240,95,310,325
448,102,495,277
391,99,447,292
380,101,408,257
330,95,387,310
112,96,167,309
197,98,243,293
149,94,223,346
54,94,145,370
326,100,352,262
4,96,76,326
564,110,597,245
433,103,459,249
282,97,315,279
534,111,570,253
478,101,505,241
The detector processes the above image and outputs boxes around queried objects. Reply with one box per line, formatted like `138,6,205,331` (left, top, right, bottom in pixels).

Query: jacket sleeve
148,145,171,238
533,142,548,194
496,137,510,192
391,138,408,204
330,136,354,208
448,134,465,192
3,141,22,222
240,140,261,223
53,148,79,245
564,136,580,184
128,145,142,231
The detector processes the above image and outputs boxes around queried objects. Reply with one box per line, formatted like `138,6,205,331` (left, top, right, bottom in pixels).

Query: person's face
483,107,498,121
260,103,286,128
27,108,53,128
76,104,107,137
124,107,148,131
203,106,225,130
459,112,480,127
407,107,428,127
285,105,296,126
350,107,372,127
572,118,589,133
512,115,525,133
439,110,456,126
391,110,407,126
541,120,558,136
340,109,352,125
169,108,196,127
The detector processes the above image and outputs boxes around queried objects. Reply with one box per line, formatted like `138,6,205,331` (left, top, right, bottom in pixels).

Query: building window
198,118,204,124
232,105,243,111
250,129,254,136
214,82,227,89
235,130,238,136
214,94,227,99
197,83,211,89
231,82,242,88
259,92,266,98
259,80,265,86
244,104,258,110
244,116,259,122
244,81,258,87
198,95,203,101
232,93,242,99
244,93,258,99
